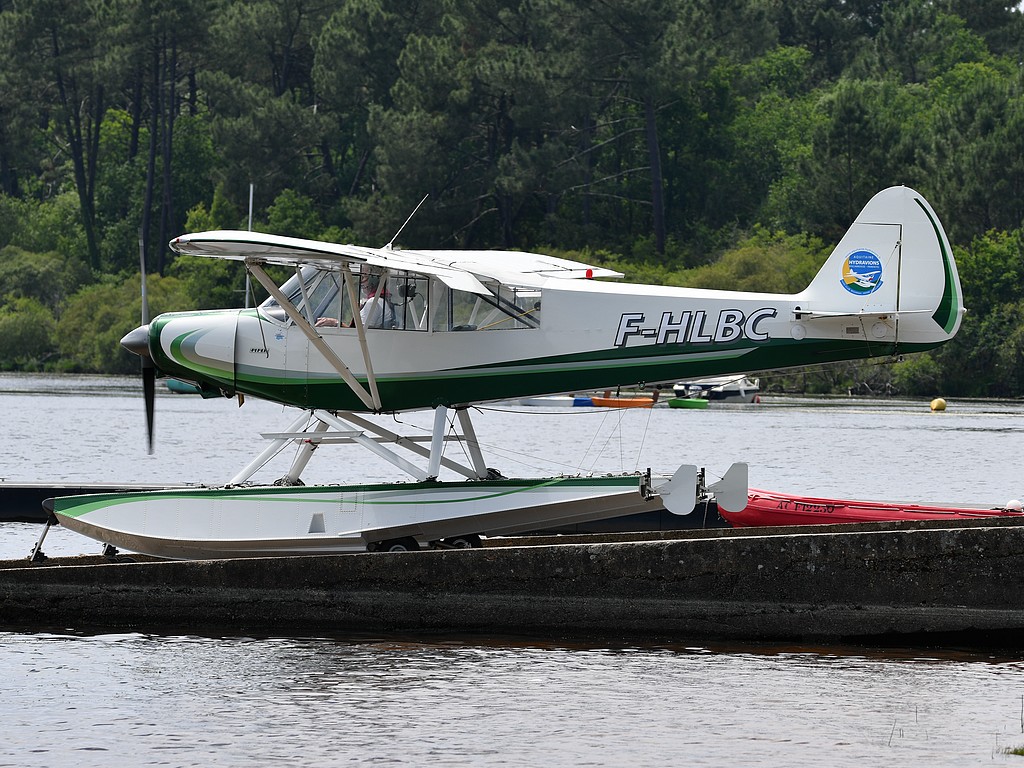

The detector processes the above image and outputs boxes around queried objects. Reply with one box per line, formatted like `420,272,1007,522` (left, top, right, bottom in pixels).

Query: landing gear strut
28,513,56,562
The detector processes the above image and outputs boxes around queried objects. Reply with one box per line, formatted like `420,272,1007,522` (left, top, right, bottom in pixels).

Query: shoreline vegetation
1,2,1022,398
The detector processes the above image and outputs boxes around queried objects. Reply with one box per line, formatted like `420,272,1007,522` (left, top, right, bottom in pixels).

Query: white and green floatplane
40,186,963,559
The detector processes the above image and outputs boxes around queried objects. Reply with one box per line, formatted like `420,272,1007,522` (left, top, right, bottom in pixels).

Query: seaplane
38,186,963,559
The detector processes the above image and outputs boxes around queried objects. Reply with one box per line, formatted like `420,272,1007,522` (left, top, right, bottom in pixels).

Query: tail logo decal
840,249,883,295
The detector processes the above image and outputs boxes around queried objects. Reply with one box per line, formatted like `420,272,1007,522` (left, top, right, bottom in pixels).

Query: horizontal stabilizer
796,309,931,320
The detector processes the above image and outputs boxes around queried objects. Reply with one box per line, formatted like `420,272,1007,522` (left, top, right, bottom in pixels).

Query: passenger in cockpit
316,273,395,329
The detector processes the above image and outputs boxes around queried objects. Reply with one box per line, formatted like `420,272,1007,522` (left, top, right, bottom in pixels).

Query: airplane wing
170,230,491,295
405,249,623,283
169,231,622,295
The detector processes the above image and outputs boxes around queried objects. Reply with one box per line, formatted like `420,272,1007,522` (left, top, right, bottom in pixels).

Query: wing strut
246,261,381,411
342,263,382,409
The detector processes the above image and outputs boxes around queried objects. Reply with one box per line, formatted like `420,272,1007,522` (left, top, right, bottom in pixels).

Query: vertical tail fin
797,186,963,348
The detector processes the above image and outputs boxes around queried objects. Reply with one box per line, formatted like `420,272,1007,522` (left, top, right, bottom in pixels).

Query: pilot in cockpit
316,272,395,329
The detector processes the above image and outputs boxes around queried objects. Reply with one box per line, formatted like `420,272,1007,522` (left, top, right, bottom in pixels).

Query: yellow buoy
930,397,947,412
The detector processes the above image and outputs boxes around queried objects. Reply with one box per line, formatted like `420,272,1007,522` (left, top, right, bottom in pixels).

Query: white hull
51,475,667,559
673,376,760,404
517,395,578,407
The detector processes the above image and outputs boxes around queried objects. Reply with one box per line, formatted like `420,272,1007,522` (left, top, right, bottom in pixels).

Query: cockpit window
260,266,338,324
389,273,429,330
259,265,430,331
258,265,539,332
439,283,540,331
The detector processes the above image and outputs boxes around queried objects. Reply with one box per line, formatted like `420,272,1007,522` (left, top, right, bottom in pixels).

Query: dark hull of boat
1,484,181,523
723,489,1023,527
526,501,730,534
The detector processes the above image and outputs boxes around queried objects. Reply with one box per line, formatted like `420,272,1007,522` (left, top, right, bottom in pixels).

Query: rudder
797,186,963,345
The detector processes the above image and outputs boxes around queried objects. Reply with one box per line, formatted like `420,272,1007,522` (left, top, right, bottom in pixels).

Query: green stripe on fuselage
232,336,906,411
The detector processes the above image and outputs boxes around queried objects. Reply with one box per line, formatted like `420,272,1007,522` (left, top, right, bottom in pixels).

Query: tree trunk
51,28,103,271
158,36,178,275
140,39,160,279
644,94,666,256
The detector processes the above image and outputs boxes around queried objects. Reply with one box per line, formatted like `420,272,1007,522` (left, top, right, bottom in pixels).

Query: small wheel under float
371,537,421,553
432,533,483,549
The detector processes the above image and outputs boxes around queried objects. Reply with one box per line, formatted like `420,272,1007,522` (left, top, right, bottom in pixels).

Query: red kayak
721,488,1024,527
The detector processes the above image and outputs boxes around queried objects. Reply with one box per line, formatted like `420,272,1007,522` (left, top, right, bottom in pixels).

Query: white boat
517,394,578,407
673,375,760,403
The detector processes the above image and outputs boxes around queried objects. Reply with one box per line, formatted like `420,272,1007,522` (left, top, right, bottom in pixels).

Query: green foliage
185,184,244,232
57,274,196,373
166,256,247,310
94,109,147,273
199,69,330,208
172,116,220,228
869,2,991,83
794,78,925,238
927,231,1024,397
0,0,1022,395
265,189,324,239
891,353,943,396
928,66,1024,241
0,297,56,370
0,193,88,259
554,228,828,294
956,229,1024,309
0,245,90,313
677,228,829,293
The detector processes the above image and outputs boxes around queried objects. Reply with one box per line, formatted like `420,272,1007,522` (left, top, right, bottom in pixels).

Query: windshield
260,266,339,324
259,265,430,331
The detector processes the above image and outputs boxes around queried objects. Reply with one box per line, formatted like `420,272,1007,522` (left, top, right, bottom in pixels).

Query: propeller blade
143,358,155,455
138,229,154,453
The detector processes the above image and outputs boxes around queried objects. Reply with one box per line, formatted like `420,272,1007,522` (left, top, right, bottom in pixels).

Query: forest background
1,0,1023,397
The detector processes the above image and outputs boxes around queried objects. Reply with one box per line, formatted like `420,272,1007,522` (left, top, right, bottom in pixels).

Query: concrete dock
4,518,1024,644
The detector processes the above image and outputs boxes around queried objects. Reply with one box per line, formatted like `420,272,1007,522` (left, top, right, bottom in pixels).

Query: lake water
4,373,1024,766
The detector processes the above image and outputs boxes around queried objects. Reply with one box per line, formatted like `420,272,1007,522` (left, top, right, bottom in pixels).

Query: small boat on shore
673,375,760,403
667,397,709,409
590,394,655,408
722,488,1024,527
517,394,598,407
517,395,578,407
166,378,202,394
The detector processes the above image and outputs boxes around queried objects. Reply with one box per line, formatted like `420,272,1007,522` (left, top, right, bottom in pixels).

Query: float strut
426,406,447,480
28,512,56,562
